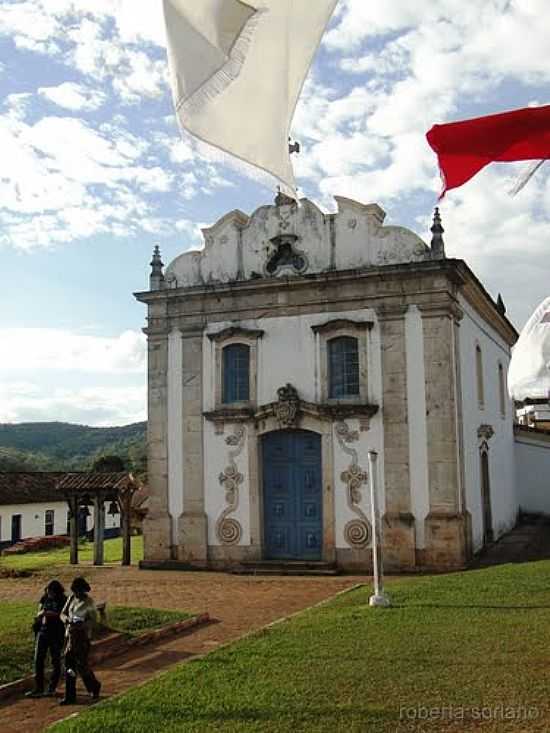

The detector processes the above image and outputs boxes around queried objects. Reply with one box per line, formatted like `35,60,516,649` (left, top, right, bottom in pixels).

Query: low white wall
515,430,550,514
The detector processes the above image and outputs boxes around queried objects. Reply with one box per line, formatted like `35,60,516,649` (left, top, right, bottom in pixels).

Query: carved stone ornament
477,424,495,441
275,384,300,428
216,426,246,545
335,420,371,549
265,234,309,277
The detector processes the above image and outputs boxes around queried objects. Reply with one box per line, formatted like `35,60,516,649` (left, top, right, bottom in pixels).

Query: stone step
231,561,341,576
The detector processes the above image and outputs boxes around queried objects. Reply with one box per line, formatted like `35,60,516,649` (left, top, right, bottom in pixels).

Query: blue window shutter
328,337,359,398
223,344,250,403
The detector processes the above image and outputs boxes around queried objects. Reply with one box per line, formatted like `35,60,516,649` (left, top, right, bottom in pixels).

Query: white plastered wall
0,501,120,543
515,432,550,514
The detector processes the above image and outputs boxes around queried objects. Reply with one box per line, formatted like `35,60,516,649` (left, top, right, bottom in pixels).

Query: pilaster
177,329,208,565
144,329,172,562
419,300,468,569
377,304,416,569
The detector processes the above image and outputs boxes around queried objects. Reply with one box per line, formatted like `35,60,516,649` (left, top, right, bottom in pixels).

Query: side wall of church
457,295,517,553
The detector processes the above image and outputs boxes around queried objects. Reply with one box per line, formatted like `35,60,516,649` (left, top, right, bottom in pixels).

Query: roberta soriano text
399,704,540,723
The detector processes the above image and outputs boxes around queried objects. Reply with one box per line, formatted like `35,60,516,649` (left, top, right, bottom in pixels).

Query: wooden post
121,490,132,566
93,493,105,566
69,495,79,565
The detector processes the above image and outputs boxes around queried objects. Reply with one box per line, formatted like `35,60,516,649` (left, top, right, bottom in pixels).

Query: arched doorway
262,430,322,560
480,449,493,545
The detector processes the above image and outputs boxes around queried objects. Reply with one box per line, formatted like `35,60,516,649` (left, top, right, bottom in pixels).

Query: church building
135,195,519,572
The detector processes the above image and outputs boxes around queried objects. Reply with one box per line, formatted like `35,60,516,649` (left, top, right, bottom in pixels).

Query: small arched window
498,362,506,417
328,336,359,398
476,344,484,408
222,344,250,403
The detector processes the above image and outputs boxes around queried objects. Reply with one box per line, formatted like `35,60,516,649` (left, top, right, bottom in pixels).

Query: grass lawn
51,559,550,732
0,536,144,573
0,602,191,687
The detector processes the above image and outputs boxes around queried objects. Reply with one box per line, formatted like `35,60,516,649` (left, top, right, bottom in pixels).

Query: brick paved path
0,566,364,732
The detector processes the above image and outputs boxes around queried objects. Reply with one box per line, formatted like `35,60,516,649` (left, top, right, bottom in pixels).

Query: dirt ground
0,566,364,732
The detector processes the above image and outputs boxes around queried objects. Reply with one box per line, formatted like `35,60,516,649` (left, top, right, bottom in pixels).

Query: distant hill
0,421,147,475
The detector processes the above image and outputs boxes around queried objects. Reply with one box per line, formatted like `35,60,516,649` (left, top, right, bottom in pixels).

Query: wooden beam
121,491,132,566
93,493,105,566
69,496,79,565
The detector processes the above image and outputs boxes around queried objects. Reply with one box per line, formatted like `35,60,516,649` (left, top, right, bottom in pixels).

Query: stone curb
0,613,210,703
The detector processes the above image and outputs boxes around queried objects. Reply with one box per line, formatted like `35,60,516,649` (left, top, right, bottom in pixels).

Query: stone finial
149,244,165,290
430,207,446,259
496,293,507,316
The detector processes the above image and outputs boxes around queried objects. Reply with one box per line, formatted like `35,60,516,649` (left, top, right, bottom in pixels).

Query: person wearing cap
25,580,67,698
59,576,101,705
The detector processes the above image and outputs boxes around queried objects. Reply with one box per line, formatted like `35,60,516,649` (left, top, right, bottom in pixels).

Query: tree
92,455,126,473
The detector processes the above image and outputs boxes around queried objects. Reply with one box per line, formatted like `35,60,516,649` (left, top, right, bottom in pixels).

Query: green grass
51,560,550,732
0,536,144,573
0,602,191,686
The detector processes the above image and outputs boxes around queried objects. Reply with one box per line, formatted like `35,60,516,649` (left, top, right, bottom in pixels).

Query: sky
0,0,549,427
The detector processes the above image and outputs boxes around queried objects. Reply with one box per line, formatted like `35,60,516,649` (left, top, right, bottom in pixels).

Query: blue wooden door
262,430,322,560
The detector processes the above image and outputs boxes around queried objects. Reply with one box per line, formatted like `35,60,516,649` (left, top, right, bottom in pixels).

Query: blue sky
1,0,549,426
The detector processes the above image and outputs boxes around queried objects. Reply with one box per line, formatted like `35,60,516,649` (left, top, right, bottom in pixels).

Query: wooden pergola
56,472,140,566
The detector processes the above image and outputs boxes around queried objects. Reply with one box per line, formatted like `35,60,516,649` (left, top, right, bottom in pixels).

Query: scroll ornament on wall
335,421,371,548
216,425,246,545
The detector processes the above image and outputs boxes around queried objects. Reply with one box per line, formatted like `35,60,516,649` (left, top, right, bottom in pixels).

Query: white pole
368,450,390,607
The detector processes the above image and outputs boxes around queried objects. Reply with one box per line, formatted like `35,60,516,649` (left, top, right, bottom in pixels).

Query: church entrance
262,430,323,560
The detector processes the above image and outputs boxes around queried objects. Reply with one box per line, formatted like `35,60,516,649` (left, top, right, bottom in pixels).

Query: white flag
508,296,550,401
163,0,338,198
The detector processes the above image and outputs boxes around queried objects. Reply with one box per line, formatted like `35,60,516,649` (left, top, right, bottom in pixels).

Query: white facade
139,196,524,572
0,501,120,545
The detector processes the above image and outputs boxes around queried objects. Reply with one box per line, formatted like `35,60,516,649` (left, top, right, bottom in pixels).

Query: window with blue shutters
328,336,359,398
222,344,250,403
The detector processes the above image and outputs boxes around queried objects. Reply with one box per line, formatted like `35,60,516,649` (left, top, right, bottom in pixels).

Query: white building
0,473,120,550
136,195,523,572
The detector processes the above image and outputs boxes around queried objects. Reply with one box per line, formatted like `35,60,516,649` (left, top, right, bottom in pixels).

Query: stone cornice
417,301,464,322
204,401,379,426
133,259,466,304
311,318,374,335
207,327,264,343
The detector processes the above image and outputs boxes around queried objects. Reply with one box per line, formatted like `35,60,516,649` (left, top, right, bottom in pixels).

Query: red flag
426,105,550,197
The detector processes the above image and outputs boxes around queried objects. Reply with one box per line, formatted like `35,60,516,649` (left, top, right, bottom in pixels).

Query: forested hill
0,421,147,473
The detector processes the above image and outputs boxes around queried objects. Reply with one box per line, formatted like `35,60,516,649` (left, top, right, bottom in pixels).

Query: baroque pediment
165,196,432,289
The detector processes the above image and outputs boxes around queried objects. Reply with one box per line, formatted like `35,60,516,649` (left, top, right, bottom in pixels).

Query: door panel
263,430,322,560
11,514,22,543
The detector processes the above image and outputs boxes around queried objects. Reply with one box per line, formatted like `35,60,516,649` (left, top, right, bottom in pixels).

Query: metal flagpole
368,450,391,607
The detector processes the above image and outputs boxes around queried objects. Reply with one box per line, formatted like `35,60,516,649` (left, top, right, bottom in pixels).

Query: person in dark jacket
26,579,67,698
59,576,101,705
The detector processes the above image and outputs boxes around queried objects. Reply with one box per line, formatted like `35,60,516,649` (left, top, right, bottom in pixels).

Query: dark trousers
34,631,63,693
63,638,100,702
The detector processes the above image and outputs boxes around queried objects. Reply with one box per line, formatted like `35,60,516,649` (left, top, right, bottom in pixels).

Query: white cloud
0,329,146,373
0,381,146,426
39,82,107,111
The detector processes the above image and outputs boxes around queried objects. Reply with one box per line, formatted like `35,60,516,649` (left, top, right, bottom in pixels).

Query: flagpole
368,450,391,608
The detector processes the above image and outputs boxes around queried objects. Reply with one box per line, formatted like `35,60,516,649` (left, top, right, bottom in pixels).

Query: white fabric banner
163,0,338,198
508,296,550,400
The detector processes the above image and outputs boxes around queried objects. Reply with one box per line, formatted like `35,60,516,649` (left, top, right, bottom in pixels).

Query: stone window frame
497,361,506,419
311,319,373,404
208,327,264,410
475,342,485,410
